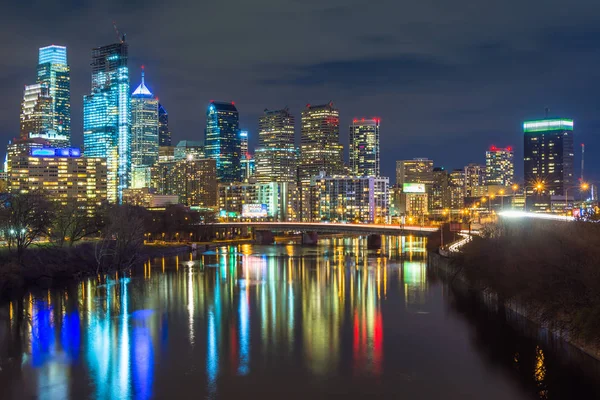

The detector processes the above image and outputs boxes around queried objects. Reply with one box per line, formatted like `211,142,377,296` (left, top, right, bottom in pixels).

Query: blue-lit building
83,38,131,203
205,101,241,182
131,67,159,168
36,45,71,144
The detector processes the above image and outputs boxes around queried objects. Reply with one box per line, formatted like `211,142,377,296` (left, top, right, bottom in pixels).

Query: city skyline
1,0,599,182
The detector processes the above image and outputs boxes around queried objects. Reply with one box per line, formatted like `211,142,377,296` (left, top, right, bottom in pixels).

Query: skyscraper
205,101,241,183
131,67,159,167
158,103,171,146
396,159,434,186
485,146,514,186
298,103,344,184
36,45,71,143
464,163,486,197
349,118,380,176
83,38,131,203
255,108,297,184
19,84,54,142
523,118,574,196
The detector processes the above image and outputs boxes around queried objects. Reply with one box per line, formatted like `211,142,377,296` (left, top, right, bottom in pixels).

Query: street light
565,182,590,214
523,181,545,211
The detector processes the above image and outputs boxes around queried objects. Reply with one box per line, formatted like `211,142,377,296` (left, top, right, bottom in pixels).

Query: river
0,236,599,399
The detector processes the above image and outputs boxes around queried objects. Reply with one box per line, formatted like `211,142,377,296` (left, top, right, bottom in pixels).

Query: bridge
211,222,438,247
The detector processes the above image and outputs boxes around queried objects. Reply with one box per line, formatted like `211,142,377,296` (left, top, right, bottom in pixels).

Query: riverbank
432,218,600,361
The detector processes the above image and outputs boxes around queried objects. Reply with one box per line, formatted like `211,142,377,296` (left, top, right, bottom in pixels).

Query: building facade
464,163,486,197
158,103,171,147
485,146,514,186
151,158,217,208
449,169,465,210
349,118,380,177
8,147,107,207
298,103,344,184
19,84,57,143
396,159,434,186
205,101,241,183
131,67,159,169
523,118,574,196
311,175,389,223
174,141,204,161
83,39,131,203
255,108,297,184
430,167,450,211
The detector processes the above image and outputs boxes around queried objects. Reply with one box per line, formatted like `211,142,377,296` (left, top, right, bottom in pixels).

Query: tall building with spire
36,45,71,143
83,38,131,203
298,102,344,183
205,101,241,182
131,67,159,169
349,118,380,177
255,107,297,183
158,103,171,146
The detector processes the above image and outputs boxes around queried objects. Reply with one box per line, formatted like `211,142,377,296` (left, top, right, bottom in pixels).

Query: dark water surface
0,236,599,399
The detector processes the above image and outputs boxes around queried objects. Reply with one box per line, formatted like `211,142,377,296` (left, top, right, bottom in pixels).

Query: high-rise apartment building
151,158,217,208
464,163,486,197
396,159,434,186
485,146,514,186
205,101,241,183
449,169,465,209
131,67,159,168
36,45,71,143
83,39,131,203
430,167,450,210
19,84,56,142
523,118,574,196
158,103,171,146
255,108,297,184
9,147,107,207
298,103,344,183
349,118,380,176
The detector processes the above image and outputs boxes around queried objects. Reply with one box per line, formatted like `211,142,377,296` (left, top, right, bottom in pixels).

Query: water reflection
0,236,599,399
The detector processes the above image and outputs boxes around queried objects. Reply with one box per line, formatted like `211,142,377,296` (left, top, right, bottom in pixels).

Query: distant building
218,181,298,221
131,67,159,168
523,118,574,196
19,84,68,146
430,167,450,211
239,130,255,181
349,118,380,177
485,146,514,186
396,159,434,186
298,103,344,184
36,45,71,143
311,175,389,223
83,39,131,203
218,182,259,217
158,103,171,146
151,157,217,208
464,163,485,197
158,146,175,163
122,187,179,208
205,101,241,183
255,108,297,184
8,147,107,207
5,138,49,174
174,140,204,161
449,169,465,210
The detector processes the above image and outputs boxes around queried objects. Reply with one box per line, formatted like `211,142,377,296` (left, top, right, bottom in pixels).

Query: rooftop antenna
581,143,585,181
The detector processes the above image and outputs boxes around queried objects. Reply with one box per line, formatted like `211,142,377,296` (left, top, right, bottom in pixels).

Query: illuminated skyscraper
523,118,574,196
131,67,159,167
349,118,380,176
158,103,171,146
36,45,71,143
464,163,486,197
83,38,131,203
485,146,514,186
396,159,434,186
255,108,297,183
19,84,56,142
298,103,344,184
205,101,241,182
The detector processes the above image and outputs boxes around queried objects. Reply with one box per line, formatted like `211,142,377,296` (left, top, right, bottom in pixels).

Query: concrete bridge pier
302,231,319,245
367,234,382,249
255,230,275,245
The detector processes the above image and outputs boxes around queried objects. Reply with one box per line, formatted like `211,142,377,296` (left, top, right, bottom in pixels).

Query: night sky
2,0,600,183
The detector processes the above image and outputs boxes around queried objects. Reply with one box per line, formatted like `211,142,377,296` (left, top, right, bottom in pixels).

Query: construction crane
112,21,125,43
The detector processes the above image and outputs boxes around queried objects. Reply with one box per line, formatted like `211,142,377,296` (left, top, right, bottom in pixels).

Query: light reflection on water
0,235,598,399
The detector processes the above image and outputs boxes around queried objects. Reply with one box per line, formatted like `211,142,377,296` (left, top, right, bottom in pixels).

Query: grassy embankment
456,219,600,348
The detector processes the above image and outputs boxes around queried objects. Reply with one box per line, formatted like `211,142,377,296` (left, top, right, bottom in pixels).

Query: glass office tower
349,118,380,177
131,67,159,168
83,38,131,203
255,107,297,183
205,101,241,182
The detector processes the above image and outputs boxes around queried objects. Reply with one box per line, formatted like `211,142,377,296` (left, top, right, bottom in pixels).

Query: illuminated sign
242,204,268,218
523,119,573,133
31,147,81,158
403,183,426,193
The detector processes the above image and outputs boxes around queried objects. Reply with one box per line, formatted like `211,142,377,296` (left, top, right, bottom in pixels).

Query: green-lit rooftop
523,119,574,133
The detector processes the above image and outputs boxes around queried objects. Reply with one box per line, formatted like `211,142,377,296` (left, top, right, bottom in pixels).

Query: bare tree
0,192,54,261
51,200,100,247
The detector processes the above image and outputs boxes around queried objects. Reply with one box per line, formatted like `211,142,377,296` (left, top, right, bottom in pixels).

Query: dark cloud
1,0,600,182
